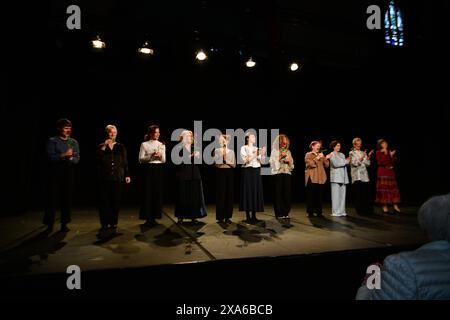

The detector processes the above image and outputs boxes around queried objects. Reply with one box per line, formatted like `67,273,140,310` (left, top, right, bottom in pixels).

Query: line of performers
43,118,401,233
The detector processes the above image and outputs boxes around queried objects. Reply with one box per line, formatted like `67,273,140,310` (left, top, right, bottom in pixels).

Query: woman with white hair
174,130,207,224
214,134,236,223
96,125,131,232
357,194,450,300
269,134,294,219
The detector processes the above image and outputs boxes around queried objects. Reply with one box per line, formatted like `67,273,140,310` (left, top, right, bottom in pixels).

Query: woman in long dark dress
97,125,131,232
174,130,207,223
139,124,166,226
239,133,265,223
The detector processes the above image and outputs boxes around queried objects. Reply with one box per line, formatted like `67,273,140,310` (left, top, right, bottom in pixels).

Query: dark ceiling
35,0,444,69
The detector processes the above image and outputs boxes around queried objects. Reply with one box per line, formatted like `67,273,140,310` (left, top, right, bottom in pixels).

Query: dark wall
5,0,450,214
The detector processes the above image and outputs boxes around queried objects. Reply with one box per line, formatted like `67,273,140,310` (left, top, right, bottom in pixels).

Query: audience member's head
418,194,450,242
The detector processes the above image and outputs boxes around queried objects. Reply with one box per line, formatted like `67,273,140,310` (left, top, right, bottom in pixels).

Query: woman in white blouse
239,133,265,223
269,134,294,219
214,134,236,223
138,124,166,226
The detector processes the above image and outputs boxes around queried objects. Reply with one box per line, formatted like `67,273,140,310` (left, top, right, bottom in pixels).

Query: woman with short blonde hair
349,137,374,215
214,134,236,223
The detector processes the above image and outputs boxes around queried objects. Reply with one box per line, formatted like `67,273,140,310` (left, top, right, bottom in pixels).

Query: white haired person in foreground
356,194,450,300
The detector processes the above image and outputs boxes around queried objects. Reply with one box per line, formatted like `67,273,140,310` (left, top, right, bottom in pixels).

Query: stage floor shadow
0,204,426,277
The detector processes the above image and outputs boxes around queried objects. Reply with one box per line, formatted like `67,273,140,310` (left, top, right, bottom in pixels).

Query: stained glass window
384,0,404,46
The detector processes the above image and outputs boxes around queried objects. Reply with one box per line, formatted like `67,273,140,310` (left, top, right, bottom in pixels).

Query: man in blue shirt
44,119,80,232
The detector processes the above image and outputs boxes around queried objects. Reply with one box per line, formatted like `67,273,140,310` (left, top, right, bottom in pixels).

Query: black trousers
98,180,123,227
140,164,163,221
272,174,292,217
215,168,234,221
352,181,373,215
43,164,74,226
306,180,323,215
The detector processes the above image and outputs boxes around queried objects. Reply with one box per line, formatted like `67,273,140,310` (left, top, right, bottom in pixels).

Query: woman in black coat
97,125,131,231
174,130,207,224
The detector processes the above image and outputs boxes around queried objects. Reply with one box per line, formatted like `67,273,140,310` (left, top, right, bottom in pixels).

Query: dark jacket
356,241,450,300
97,143,130,182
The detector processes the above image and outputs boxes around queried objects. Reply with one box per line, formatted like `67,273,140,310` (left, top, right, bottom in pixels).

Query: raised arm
269,150,280,171
305,153,317,169
330,153,347,168
46,139,61,163
122,145,130,179
160,144,166,163
71,139,80,164
138,143,150,163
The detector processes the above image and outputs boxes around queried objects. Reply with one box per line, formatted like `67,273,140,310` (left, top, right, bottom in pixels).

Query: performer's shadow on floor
135,225,184,247
94,229,124,245
135,221,206,253
221,219,286,244
307,215,388,233
336,215,389,231
0,229,67,274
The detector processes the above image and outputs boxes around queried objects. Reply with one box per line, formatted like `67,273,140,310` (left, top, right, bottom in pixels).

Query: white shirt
240,145,264,168
269,149,294,175
139,140,166,164
214,147,236,168
349,149,370,183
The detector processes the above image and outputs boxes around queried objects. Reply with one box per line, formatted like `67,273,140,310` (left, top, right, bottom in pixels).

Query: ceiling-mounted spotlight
91,35,105,49
290,62,300,72
245,57,256,68
195,49,207,61
138,41,154,55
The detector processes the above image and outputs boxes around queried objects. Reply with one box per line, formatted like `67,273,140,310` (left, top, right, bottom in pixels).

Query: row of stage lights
91,36,302,72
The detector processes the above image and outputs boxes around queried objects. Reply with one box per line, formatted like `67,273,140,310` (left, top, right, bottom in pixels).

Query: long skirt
272,173,291,217
175,179,207,219
139,164,163,221
239,167,264,212
216,168,234,220
375,175,401,205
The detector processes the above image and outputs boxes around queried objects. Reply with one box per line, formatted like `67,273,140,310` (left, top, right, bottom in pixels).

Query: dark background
5,0,450,215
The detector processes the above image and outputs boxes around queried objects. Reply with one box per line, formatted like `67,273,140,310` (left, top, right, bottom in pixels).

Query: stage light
290,62,299,72
245,57,256,68
195,50,207,61
91,35,105,49
138,41,154,55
